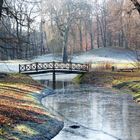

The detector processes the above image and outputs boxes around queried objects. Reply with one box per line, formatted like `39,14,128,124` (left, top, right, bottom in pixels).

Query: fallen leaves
0,74,48,138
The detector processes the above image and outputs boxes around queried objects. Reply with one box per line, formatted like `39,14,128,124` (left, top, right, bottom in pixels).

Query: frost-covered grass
114,81,140,102
0,47,138,73
0,73,63,140
79,71,140,103
73,47,136,63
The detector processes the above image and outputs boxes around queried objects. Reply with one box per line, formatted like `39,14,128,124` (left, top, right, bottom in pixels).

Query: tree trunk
96,15,100,48
99,21,104,48
89,19,94,50
102,14,107,48
16,18,22,59
62,27,69,63
26,21,30,59
84,22,88,51
0,0,3,19
108,32,112,47
79,20,83,52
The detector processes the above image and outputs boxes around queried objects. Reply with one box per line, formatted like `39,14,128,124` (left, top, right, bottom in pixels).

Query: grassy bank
0,73,63,140
76,71,140,102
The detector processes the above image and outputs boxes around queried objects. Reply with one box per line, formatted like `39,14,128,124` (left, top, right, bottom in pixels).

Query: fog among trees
0,0,140,62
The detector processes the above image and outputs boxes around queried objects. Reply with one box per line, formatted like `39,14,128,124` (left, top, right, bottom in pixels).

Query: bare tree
0,0,41,60
45,0,93,62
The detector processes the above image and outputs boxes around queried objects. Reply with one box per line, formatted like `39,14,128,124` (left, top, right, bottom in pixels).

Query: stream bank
76,71,140,102
0,73,63,140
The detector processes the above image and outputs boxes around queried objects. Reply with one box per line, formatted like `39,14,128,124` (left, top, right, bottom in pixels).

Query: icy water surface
42,85,140,140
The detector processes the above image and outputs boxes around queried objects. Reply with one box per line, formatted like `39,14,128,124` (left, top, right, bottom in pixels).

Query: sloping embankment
75,71,140,103
0,73,63,140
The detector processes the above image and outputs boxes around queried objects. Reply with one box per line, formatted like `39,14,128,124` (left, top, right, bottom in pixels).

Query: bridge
19,61,89,89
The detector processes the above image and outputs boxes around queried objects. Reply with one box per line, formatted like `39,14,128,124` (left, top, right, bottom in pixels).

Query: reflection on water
31,73,77,81
42,86,140,140
32,73,77,89
38,80,73,89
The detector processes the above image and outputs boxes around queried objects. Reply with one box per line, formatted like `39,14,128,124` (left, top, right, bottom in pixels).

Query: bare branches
0,0,43,59
0,0,4,19
131,0,140,14
44,0,93,61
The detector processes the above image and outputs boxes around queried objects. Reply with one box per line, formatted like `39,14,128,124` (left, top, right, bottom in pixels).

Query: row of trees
0,0,140,61
43,0,140,62
0,0,48,60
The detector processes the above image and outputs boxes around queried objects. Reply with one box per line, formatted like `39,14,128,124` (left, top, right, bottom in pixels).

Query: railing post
84,63,89,72
87,63,90,72
52,61,56,90
69,61,72,70
24,64,27,71
19,64,21,73
36,62,38,72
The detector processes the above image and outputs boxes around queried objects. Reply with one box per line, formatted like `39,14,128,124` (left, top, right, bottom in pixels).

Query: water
32,72,140,140
42,85,140,140
34,73,76,89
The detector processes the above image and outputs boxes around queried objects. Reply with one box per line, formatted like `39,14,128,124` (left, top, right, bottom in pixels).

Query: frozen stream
42,84,140,140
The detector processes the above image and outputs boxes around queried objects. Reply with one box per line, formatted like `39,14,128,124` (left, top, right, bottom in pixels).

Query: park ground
0,73,63,140
0,71,140,140
75,71,140,103
0,49,140,139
